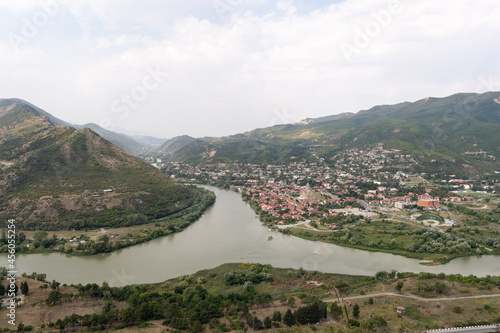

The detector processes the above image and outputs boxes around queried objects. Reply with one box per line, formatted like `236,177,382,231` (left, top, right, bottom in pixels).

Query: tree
98,234,109,244
297,292,307,303
283,309,295,326
253,317,263,330
18,232,26,243
46,290,62,306
272,310,282,323
263,316,272,329
33,230,48,243
20,281,29,296
255,293,273,307
35,273,47,281
295,301,325,325
395,281,404,294
368,297,374,305
348,319,360,327
51,280,61,290
330,302,342,319
0,284,5,296
375,271,389,280
67,314,79,331
246,313,253,327
287,296,296,307
352,303,360,318
435,282,447,294
191,320,204,333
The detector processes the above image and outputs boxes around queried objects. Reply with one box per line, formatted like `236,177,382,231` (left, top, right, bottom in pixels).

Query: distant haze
1,0,499,138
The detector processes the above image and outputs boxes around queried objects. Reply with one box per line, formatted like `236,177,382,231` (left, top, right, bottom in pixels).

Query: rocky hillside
0,101,196,230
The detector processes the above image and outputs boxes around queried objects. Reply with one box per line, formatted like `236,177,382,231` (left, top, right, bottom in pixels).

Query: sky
0,0,499,139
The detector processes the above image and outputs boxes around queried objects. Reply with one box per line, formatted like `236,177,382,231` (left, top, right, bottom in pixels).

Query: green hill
0,98,152,154
0,101,196,230
72,122,148,153
158,135,198,154
165,92,500,175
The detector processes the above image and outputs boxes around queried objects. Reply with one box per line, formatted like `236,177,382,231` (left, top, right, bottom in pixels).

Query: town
155,145,499,231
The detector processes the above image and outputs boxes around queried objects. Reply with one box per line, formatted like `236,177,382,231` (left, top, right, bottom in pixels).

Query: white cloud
1,0,499,138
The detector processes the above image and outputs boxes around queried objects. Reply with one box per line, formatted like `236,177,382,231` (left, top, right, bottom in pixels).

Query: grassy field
287,216,500,264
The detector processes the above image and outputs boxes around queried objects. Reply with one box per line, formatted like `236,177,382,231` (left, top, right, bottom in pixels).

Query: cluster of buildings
242,183,360,224
157,145,497,225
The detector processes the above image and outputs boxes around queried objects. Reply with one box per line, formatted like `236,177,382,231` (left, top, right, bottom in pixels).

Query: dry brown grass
0,277,125,330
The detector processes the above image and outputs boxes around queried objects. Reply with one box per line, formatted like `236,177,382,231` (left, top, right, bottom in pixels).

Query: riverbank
0,186,215,256
243,193,500,265
3,185,500,288
3,263,499,332
287,226,457,265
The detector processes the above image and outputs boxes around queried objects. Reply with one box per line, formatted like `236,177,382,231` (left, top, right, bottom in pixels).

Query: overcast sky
1,0,499,138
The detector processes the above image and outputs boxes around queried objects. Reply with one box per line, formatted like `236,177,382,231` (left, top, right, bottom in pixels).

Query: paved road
275,220,313,230
323,292,500,303
425,324,500,333
358,199,372,212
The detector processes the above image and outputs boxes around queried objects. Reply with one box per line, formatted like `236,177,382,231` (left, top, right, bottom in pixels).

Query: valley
2,0,500,331
0,100,215,255
1,93,499,332
161,145,500,264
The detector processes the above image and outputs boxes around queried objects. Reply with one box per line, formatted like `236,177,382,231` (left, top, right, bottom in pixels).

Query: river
3,186,500,286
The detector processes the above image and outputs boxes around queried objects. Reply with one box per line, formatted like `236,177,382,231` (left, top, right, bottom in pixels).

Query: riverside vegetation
0,187,215,256
0,100,216,255
1,264,499,332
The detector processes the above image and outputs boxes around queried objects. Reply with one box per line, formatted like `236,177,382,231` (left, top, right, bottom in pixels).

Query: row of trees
0,281,29,296
243,301,328,330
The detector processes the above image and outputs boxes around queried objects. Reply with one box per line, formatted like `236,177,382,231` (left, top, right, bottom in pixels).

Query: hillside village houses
156,145,500,228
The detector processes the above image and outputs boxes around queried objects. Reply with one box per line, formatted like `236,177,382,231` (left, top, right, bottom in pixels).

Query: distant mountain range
0,99,164,154
0,100,195,230
160,92,500,177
